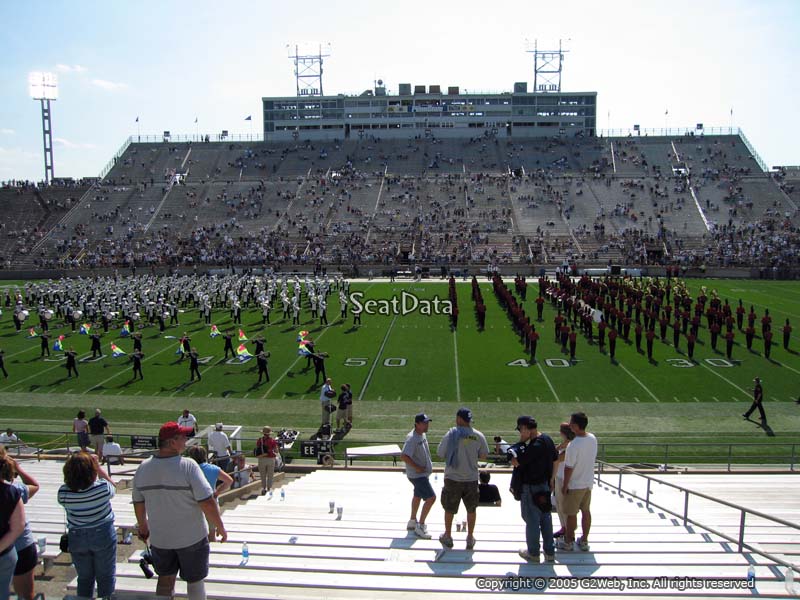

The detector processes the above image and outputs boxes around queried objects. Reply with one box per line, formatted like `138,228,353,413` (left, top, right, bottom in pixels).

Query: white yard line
618,362,661,402
358,315,397,402
452,330,461,404
6,345,39,359
2,352,93,390
699,363,751,399
83,343,175,394
536,361,560,402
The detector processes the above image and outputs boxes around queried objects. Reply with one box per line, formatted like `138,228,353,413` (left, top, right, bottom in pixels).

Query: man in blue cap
436,407,489,550
401,413,435,539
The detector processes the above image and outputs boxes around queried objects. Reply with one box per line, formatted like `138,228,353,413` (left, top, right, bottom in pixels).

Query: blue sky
1,0,798,182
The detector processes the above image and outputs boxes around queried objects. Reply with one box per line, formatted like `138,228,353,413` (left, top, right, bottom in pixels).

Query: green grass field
0,277,799,463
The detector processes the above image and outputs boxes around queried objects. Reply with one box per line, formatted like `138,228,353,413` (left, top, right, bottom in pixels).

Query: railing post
664,444,669,470
738,510,746,552
683,490,689,527
646,479,651,508
727,445,733,472
618,470,623,496
791,444,796,473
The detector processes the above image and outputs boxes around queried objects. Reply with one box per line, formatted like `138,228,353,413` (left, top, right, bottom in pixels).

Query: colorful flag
111,343,126,357
296,330,309,342
244,115,252,121
120,321,131,337
210,325,221,338
238,328,248,341
79,323,91,335
297,344,312,356
175,343,184,355
27,327,38,338
53,335,64,351
236,344,253,361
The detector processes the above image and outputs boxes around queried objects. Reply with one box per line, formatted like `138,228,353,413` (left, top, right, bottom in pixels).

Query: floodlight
29,72,59,100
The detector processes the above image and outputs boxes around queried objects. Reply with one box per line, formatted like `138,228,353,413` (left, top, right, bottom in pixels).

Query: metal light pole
28,72,58,184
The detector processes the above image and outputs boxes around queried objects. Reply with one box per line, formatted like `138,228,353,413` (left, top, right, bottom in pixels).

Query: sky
1,0,798,183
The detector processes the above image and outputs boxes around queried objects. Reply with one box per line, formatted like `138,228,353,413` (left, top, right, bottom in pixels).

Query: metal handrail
596,460,800,575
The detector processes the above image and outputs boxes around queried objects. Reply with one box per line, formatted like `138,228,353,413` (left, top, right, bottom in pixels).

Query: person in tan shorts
558,412,597,552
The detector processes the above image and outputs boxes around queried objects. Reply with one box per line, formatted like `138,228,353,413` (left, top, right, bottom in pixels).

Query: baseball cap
415,413,432,424
516,416,537,430
158,421,194,440
456,407,473,423
215,422,224,430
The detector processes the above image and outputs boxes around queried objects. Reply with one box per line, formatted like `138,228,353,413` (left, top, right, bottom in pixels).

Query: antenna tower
526,39,569,93
287,43,331,97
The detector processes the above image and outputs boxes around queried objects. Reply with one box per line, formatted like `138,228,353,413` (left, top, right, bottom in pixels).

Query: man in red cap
132,422,227,600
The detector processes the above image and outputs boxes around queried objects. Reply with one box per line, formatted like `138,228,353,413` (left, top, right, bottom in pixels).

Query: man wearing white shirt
0,428,19,445
103,435,124,465
207,423,232,472
177,409,198,434
559,412,597,553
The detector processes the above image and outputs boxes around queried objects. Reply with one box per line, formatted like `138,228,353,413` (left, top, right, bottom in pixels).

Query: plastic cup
329,501,335,513
336,506,343,520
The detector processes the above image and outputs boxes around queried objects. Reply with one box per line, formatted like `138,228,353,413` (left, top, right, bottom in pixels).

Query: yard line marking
65,389,74,394
84,343,174,394
693,396,699,402
453,330,462,403
516,396,520,402
2,352,93,390
396,395,401,401
6,345,38,359
618,362,660,402
377,395,383,401
712,396,719,402
135,390,142,396
777,361,800,377
417,395,421,401
206,393,213,397
536,362,559,402
634,397,640,402
358,314,397,402
496,397,500,402
699,363,751,399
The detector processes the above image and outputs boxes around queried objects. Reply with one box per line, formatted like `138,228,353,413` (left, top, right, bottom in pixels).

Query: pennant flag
297,344,312,356
210,325,221,338
238,328,248,341
120,321,131,337
244,115,252,121
296,330,309,342
79,323,91,335
194,117,198,123
27,327,38,338
236,343,253,361
53,335,64,352
135,116,139,123
175,343,184,355
111,343,126,357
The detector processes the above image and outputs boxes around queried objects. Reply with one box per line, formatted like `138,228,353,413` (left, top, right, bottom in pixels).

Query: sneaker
557,539,575,551
544,553,556,562
438,533,454,548
518,549,540,563
414,522,431,539
578,537,590,551
406,519,417,531
466,535,476,550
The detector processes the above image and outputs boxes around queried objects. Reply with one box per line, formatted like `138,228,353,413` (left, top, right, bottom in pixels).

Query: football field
1,277,799,461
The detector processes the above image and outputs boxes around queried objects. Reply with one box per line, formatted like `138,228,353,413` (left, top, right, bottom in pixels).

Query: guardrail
737,128,768,173
597,442,799,472
595,461,800,576
596,126,736,138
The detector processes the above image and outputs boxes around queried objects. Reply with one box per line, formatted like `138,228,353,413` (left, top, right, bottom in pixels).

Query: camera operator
132,422,227,600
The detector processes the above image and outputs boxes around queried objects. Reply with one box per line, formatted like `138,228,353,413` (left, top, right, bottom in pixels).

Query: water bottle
123,531,133,545
280,489,285,501
786,565,796,594
241,542,249,564
747,565,755,584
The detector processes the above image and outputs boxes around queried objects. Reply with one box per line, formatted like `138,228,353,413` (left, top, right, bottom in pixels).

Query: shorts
441,478,479,514
408,476,435,501
14,542,38,575
561,487,592,516
77,432,90,448
151,537,210,583
90,434,105,450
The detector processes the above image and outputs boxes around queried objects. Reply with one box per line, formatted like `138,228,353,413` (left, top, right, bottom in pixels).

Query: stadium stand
7,133,800,275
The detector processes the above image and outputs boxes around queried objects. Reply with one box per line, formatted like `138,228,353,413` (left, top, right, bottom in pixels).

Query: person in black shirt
40,333,50,358
509,416,557,563
188,348,201,381
256,351,270,384
65,348,79,378
335,384,353,432
89,333,102,359
478,470,501,506
312,352,328,386
132,332,143,353
130,350,144,380
222,331,235,360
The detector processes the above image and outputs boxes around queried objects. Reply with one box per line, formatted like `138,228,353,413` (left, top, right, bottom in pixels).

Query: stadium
1,11,800,599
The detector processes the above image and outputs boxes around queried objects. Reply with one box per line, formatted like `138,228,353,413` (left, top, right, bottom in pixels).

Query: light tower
287,42,331,97
526,39,569,93
28,72,58,184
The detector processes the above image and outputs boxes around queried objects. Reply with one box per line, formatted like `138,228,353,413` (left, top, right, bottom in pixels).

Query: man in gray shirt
436,407,489,550
401,413,436,540
133,421,227,600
